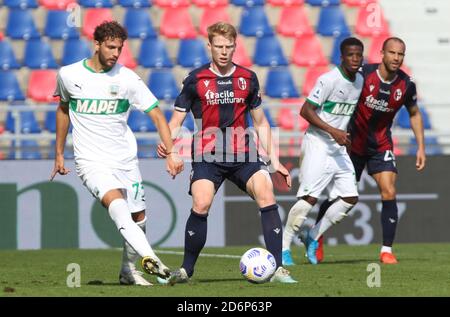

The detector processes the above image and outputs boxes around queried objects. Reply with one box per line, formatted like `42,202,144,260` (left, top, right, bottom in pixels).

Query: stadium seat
409,136,442,155
330,34,347,65
78,0,113,7
4,0,38,9
199,6,231,37
367,34,391,63
396,106,432,130
292,35,329,67
177,39,210,68
128,110,156,132
148,69,180,101
232,36,253,67
306,0,340,6
136,139,158,158
117,41,137,69
159,7,197,39
62,39,92,66
154,0,190,7
82,9,114,39
265,67,300,98
232,0,265,6
254,35,288,67
48,140,75,159
6,111,41,133
164,109,196,131
8,140,42,160
281,98,309,130
302,66,330,95
239,6,274,37
277,106,295,130
118,0,151,7
341,0,376,7
44,110,57,132
277,5,314,38
355,3,390,36
0,41,20,70
193,0,228,7
123,9,157,39
27,70,59,103
316,6,351,37
6,9,40,40
39,0,77,10
247,108,276,127
0,71,25,101
44,10,80,39
268,0,305,6
138,38,173,68
24,39,58,69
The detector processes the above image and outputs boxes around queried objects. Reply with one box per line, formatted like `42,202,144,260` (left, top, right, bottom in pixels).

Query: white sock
282,199,313,251
310,199,354,240
381,246,392,253
122,217,146,272
108,199,157,260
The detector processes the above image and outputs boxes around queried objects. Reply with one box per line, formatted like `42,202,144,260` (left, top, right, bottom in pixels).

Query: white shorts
296,137,358,199
79,165,146,213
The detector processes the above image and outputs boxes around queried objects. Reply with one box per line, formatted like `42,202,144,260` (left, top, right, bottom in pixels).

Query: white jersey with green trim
55,59,159,170
305,66,363,155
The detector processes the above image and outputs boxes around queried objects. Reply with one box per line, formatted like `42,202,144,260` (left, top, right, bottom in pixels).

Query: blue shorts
189,161,266,195
350,151,398,182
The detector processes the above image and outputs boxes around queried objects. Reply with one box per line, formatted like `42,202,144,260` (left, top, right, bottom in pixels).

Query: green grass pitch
1,243,449,297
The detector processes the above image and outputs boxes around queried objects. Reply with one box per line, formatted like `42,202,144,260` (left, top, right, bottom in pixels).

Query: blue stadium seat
0,71,25,101
316,6,350,37
8,140,42,160
44,110,57,133
138,38,173,68
118,0,152,7
247,108,276,128
45,10,80,39
148,69,180,101
177,39,209,68
124,9,157,39
62,39,92,66
6,9,40,40
239,6,274,37
137,139,158,158
265,67,300,98
409,136,443,155
24,39,58,69
254,35,288,67
6,111,41,133
128,110,157,132
165,109,196,131
4,0,38,9
78,0,114,7
0,41,20,70
231,0,265,6
396,106,432,130
48,140,75,159
306,0,340,6
330,34,347,65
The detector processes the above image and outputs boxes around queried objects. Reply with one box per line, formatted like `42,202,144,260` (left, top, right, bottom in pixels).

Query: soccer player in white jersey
50,21,184,285
282,37,364,265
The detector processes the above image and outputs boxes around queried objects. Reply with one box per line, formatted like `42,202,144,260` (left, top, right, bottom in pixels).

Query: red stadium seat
277,5,314,38
268,0,304,6
342,0,377,7
160,7,197,39
277,107,295,130
355,2,390,37
154,0,190,8
367,34,390,63
302,66,330,96
280,98,309,131
192,0,228,7
292,35,328,67
82,9,114,39
118,40,137,69
27,69,59,103
39,0,76,10
232,36,253,67
199,6,230,37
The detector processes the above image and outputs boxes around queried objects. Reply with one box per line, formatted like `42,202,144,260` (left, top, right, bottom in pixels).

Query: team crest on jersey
394,88,402,101
238,77,247,90
109,84,119,96
204,80,210,87
369,84,375,92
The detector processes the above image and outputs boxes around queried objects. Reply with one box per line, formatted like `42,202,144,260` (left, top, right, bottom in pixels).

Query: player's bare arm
50,102,71,180
301,101,350,146
251,107,291,188
147,107,184,177
407,104,426,171
157,110,187,158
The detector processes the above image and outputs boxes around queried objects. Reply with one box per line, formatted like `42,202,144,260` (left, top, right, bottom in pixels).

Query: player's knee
342,196,358,205
380,187,396,200
131,210,145,222
192,198,213,213
301,195,318,206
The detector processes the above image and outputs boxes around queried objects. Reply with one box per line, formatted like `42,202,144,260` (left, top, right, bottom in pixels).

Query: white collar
209,65,236,77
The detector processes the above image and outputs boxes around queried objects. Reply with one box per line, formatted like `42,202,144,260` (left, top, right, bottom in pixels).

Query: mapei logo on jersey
364,95,394,112
238,77,247,90
330,103,356,116
394,88,402,101
71,99,128,114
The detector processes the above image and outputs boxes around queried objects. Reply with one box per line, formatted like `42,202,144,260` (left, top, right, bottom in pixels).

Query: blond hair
207,22,237,43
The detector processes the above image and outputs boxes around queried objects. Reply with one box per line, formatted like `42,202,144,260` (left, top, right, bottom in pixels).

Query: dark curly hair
93,20,128,43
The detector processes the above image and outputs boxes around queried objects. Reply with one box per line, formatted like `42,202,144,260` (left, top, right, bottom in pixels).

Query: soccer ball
239,247,276,284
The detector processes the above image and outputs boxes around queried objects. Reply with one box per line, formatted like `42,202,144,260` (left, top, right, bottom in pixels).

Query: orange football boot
380,252,398,264
316,235,324,263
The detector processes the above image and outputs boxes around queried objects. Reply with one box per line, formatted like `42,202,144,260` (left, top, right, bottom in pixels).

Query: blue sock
182,209,208,277
381,200,398,247
260,204,283,268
